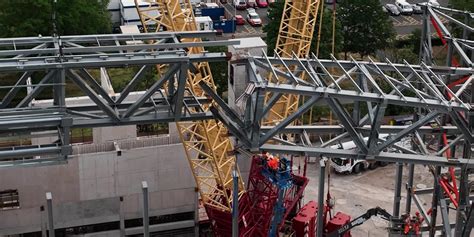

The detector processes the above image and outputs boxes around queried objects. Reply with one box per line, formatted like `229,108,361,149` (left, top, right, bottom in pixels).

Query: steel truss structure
0,31,234,170
205,50,474,236
416,4,474,236
135,0,245,215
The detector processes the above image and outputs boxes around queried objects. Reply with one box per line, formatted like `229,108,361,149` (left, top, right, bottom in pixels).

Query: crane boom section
135,0,244,212
264,0,320,126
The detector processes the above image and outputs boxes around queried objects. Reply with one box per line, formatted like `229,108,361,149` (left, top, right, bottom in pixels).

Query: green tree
207,46,229,97
311,8,344,59
338,0,395,58
449,0,474,11
264,2,343,58
263,0,285,56
0,0,111,38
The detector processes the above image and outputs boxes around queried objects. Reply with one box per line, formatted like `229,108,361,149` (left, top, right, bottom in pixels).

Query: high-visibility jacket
267,157,279,170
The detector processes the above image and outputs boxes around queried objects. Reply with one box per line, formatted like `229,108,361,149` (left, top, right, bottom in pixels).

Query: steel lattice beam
0,31,231,170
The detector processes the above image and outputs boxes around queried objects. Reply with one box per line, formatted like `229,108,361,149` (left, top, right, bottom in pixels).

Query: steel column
393,163,403,217
316,158,326,237
232,169,239,237
142,181,149,237
405,164,415,214
46,192,55,237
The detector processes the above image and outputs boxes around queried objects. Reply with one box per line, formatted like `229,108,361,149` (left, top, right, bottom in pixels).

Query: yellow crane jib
134,0,245,212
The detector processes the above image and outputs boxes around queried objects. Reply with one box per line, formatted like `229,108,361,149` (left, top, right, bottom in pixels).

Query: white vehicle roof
329,134,390,150
247,8,256,13
249,12,259,17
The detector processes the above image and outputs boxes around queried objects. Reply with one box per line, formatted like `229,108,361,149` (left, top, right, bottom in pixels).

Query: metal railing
72,134,181,155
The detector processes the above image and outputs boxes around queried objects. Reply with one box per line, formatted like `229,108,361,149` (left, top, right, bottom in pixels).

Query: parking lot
220,0,449,40
222,3,268,37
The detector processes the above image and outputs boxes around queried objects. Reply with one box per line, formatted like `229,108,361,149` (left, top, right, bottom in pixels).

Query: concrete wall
0,143,196,235
93,125,137,143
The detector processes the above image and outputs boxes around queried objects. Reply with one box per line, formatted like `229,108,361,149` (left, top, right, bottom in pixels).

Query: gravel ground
297,157,438,236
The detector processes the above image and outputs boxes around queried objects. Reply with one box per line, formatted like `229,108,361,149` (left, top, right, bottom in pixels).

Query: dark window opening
0,189,19,210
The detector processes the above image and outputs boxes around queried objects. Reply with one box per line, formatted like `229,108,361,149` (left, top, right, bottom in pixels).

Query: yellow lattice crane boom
264,0,320,126
134,0,244,212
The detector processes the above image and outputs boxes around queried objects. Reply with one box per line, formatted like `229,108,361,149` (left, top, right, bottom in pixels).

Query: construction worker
267,154,280,171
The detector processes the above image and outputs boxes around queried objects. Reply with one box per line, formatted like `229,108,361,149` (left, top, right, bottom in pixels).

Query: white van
233,0,247,10
395,0,414,15
328,134,402,174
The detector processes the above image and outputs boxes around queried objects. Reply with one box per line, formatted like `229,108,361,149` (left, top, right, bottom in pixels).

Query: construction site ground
300,158,439,236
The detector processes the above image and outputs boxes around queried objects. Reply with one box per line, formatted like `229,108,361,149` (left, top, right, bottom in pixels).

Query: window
0,189,19,210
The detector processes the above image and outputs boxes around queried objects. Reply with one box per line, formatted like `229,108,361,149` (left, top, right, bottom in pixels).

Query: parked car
412,4,422,14
256,0,268,8
328,135,406,174
267,0,275,6
247,0,257,8
385,4,401,16
246,10,262,26
395,0,413,15
235,15,245,25
428,0,440,7
233,0,247,10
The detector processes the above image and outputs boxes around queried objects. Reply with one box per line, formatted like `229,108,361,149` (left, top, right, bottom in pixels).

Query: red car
235,15,245,25
256,0,268,7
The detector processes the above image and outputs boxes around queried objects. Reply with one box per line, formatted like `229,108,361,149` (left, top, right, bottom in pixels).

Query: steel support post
119,197,125,237
46,192,55,237
142,181,149,237
420,6,428,63
439,198,453,237
393,163,403,217
405,164,415,214
232,169,239,237
194,189,199,237
352,74,362,124
40,206,47,237
456,144,472,236
429,166,442,237
316,158,326,237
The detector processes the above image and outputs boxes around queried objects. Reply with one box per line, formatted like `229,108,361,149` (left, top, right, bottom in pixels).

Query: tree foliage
311,7,344,59
338,0,395,58
264,2,343,58
0,0,111,38
263,1,285,56
207,46,229,97
449,0,474,11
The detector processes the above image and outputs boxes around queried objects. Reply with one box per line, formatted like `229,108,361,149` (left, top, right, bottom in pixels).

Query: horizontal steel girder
0,52,228,71
249,57,474,76
260,144,474,167
260,125,462,135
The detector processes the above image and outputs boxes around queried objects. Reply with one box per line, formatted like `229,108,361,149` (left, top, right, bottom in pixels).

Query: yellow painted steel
135,0,244,212
264,0,320,126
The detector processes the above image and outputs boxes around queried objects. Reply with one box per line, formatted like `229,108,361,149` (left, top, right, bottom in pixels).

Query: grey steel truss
0,31,236,168
205,47,473,235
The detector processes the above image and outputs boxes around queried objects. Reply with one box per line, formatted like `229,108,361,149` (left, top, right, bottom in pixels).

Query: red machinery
292,201,351,237
430,14,465,209
204,154,308,236
246,155,309,236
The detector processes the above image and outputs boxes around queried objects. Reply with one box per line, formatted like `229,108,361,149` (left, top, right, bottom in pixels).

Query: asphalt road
220,0,450,40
